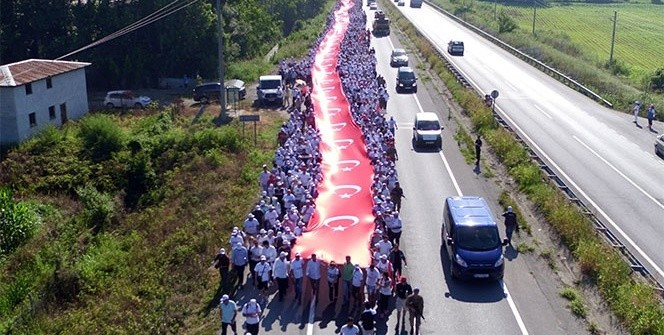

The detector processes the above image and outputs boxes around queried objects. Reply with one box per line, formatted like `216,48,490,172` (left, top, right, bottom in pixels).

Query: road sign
491,90,499,99
239,115,260,122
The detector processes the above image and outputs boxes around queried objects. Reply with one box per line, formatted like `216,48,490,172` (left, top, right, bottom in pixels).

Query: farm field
502,3,664,78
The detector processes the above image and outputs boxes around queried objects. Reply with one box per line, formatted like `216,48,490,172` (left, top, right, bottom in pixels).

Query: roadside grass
428,0,664,113
560,287,588,319
540,248,557,270
382,1,664,333
516,242,535,253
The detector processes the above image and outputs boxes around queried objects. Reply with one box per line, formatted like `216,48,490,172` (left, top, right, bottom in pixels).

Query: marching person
214,248,231,288
327,260,341,302
395,276,413,328
647,104,657,131
351,264,365,307
306,253,322,300
219,294,238,335
389,244,407,282
241,299,262,335
475,135,482,166
290,252,305,303
405,288,425,335
365,263,380,305
502,206,519,245
273,252,290,302
633,101,641,125
340,317,361,335
342,256,355,305
390,182,405,212
254,255,272,305
386,211,403,246
232,242,248,289
360,301,377,335
248,238,263,286
377,272,393,318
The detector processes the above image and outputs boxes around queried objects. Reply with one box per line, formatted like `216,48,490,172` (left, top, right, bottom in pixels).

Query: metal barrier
422,0,614,108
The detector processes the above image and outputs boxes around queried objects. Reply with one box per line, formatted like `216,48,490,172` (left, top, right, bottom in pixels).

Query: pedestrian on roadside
633,101,642,125
273,252,290,301
395,276,413,329
405,288,424,335
284,84,291,109
388,116,397,135
241,299,262,335
475,135,482,166
340,317,361,335
360,301,377,335
306,253,322,300
377,272,393,318
214,248,231,289
322,260,338,301
232,242,248,289
290,252,305,303
342,256,355,305
390,182,405,212
219,294,238,335
502,206,518,245
254,255,272,305
647,104,657,131
386,211,403,246
389,244,407,281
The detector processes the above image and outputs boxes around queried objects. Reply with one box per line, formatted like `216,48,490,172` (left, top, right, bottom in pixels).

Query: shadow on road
438,246,505,303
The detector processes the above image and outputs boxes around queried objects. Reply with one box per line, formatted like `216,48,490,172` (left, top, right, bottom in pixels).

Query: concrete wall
1,68,89,144
0,87,18,144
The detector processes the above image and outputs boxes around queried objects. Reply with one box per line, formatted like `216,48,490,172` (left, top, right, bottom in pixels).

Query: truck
410,0,422,7
372,12,390,36
257,75,283,106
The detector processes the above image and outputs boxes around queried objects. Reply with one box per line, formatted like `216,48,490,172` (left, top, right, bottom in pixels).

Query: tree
498,10,518,33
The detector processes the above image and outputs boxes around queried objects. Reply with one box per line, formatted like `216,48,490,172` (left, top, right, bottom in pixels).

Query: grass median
380,1,664,333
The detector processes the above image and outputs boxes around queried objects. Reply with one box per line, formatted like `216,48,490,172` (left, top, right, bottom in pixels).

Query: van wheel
134,102,143,109
106,103,114,109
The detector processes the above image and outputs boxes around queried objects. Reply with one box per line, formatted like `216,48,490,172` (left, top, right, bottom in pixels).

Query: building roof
0,59,91,87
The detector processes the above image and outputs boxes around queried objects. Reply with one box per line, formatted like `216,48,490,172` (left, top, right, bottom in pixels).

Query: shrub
77,114,126,162
0,188,40,255
498,11,518,33
648,67,664,91
76,185,115,232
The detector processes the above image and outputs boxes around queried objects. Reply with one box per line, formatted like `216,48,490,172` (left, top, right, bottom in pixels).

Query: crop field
503,3,664,77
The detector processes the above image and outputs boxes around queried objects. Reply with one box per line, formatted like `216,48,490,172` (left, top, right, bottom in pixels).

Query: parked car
390,48,409,67
193,80,246,103
396,66,417,93
104,90,151,109
656,134,664,157
257,75,283,106
447,40,465,56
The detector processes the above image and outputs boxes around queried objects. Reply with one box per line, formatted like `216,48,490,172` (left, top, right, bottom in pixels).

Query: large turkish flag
292,0,375,267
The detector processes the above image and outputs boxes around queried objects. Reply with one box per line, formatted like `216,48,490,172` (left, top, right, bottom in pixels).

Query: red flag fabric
291,0,375,267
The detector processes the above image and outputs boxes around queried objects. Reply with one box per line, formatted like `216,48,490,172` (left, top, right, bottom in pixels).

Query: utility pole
494,0,497,20
216,0,227,120
609,11,617,65
532,2,537,35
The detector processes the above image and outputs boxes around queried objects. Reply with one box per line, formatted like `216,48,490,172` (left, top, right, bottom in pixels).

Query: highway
384,0,664,284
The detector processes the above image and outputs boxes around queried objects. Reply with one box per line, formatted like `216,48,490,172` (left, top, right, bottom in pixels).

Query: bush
498,11,518,33
76,185,115,232
649,67,664,91
77,115,126,162
0,188,40,255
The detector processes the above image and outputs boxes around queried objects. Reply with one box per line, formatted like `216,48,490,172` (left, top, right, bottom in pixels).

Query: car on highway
396,66,417,93
390,48,409,67
410,0,423,7
103,90,151,109
656,134,664,157
398,0,405,6
443,196,506,281
412,112,442,149
193,80,247,104
447,40,465,56
369,2,378,10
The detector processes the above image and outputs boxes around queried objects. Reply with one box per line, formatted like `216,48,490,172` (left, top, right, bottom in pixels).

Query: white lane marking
573,136,664,211
501,280,529,334
306,294,316,335
533,104,552,119
504,80,518,92
439,150,463,197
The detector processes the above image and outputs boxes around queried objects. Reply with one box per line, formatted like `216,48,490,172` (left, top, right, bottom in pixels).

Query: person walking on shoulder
219,294,238,335
475,135,482,166
241,299,262,335
502,206,519,245
633,101,642,125
214,248,231,289
395,276,413,329
647,104,657,131
232,242,249,289
405,288,424,335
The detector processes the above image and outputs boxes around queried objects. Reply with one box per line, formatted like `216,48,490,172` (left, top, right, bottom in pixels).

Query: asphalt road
240,2,590,334
384,0,664,284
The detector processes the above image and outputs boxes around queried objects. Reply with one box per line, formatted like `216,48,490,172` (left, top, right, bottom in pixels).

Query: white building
0,59,91,144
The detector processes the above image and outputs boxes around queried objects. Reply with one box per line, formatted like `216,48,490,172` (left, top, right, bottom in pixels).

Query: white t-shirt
377,240,392,256
340,324,360,335
242,302,262,325
366,267,380,287
352,269,364,287
254,262,272,282
291,258,304,278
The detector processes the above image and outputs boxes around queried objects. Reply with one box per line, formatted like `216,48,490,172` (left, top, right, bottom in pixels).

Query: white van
257,75,283,106
412,112,443,149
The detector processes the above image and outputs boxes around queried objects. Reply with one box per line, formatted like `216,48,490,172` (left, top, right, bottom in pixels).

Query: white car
656,134,664,157
398,0,405,5
369,2,378,10
104,90,151,109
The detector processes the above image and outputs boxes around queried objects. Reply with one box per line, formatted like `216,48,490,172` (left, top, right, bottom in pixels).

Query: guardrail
422,0,614,108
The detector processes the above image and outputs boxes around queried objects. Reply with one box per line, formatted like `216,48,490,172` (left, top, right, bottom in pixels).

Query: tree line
0,0,325,89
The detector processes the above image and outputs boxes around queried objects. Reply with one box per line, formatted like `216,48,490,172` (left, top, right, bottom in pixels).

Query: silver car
390,48,409,67
656,134,664,157
104,90,151,109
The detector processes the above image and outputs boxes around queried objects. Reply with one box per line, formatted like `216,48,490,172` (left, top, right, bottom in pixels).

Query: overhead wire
57,0,200,60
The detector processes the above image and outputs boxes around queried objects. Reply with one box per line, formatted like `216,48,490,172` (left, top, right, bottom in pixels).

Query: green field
504,3,664,78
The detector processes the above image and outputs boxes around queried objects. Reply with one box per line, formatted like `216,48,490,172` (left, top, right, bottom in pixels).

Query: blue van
443,196,506,281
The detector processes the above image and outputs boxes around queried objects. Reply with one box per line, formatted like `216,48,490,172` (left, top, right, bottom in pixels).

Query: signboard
491,90,499,99
239,115,260,122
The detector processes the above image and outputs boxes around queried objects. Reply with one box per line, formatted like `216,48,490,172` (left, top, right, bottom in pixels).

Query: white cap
219,248,226,254
260,255,267,261
280,251,287,257
221,294,229,301
507,206,513,213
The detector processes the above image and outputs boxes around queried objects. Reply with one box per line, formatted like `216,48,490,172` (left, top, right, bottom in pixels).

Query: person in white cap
241,298,261,335
351,264,365,307
247,238,263,286
232,242,248,289
327,260,341,302
502,205,518,245
273,252,290,301
219,294,237,335
244,214,259,236
230,229,244,247
261,240,277,263
306,253,322,300
213,247,231,288
365,263,380,305
264,205,279,228
290,252,305,303
259,164,271,192
376,235,392,257
254,255,272,305
340,316,361,335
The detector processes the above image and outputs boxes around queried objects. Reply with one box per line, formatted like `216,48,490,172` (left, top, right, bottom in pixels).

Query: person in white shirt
387,211,403,245
273,252,290,301
376,235,392,257
254,255,272,304
340,317,361,335
290,252,305,303
258,165,271,192
283,190,296,209
244,214,259,236
241,299,261,335
365,264,380,304
248,238,263,287
327,260,341,302
264,206,279,229
306,253,322,299
229,230,244,247
301,202,315,223
377,272,393,318
261,241,277,263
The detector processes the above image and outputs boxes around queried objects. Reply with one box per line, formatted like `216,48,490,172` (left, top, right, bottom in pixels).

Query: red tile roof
0,59,91,87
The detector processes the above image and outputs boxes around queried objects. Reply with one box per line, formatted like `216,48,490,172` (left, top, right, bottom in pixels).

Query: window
46,77,53,89
49,106,56,120
25,83,33,95
29,112,37,127
60,103,68,124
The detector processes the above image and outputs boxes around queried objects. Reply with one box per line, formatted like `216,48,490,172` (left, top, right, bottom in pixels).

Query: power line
57,0,199,60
